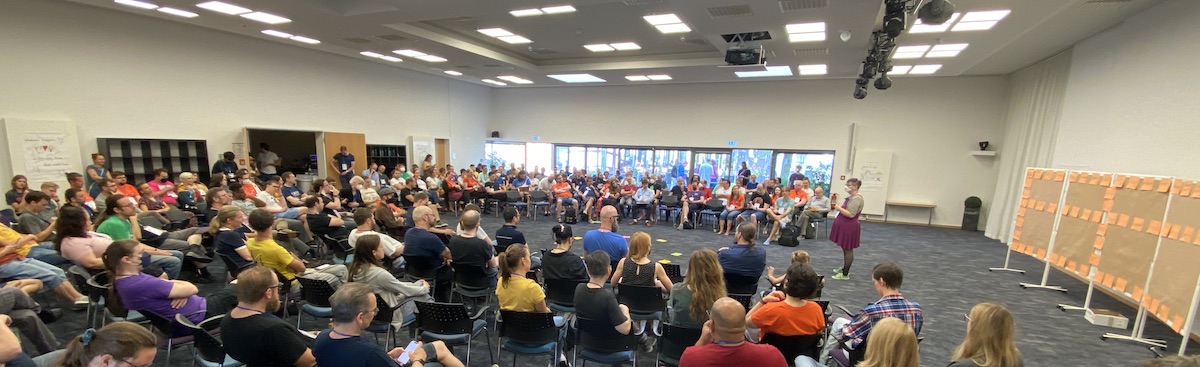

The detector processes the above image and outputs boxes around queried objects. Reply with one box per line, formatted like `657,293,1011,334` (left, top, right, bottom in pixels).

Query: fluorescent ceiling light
477,28,514,37
378,56,402,62
610,42,641,51
290,36,320,44
909,13,960,33
416,55,447,62
655,23,691,34
895,45,930,53
240,11,290,24
547,74,606,83
951,21,997,31
646,75,671,80
625,76,650,81
890,65,912,75
115,0,158,10
643,14,682,25
735,65,793,78
498,35,532,44
788,32,825,43
892,52,924,59
510,8,543,17
482,79,507,86
393,49,427,57
444,70,463,76
797,64,827,75
961,10,1010,22
541,5,576,14
497,76,533,84
908,64,942,74
157,7,198,17
195,1,250,15
925,43,968,58
261,29,292,38
359,51,384,58
785,22,824,34
584,44,615,52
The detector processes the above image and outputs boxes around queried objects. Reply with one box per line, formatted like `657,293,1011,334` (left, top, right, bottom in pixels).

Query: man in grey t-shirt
798,187,831,239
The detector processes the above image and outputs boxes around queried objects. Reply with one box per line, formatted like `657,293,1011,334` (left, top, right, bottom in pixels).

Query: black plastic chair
615,284,666,335
142,309,202,364
294,277,336,329
175,314,245,367
728,293,754,312
67,265,103,328
450,263,494,314
401,255,440,300
529,191,552,220
544,278,586,314
698,199,724,228
573,316,637,366
497,310,561,367
365,292,414,349
662,263,685,284
761,333,823,366
320,234,352,264
217,253,255,281
656,324,701,367
724,273,759,295
413,300,494,366
505,191,527,217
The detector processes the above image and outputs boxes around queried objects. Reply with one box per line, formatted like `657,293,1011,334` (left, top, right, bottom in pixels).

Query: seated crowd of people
1,152,1189,367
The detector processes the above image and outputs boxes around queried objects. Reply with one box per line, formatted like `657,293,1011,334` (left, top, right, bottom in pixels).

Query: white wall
0,0,488,188
1054,0,1200,177
492,77,1009,228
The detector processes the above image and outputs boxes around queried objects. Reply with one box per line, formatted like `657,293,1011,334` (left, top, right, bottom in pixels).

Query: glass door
692,151,731,188
774,152,836,193
731,149,774,185
587,147,619,177
652,149,691,188
619,148,654,182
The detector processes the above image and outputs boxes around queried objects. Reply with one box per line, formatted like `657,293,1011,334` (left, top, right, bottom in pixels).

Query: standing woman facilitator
829,178,864,280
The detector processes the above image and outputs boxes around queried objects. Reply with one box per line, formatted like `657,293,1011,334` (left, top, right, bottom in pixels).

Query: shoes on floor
831,269,850,280
38,307,62,323
763,239,771,245
638,334,656,353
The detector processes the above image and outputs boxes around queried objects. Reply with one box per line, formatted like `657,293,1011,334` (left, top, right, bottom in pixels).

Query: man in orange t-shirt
113,171,141,200
552,175,576,222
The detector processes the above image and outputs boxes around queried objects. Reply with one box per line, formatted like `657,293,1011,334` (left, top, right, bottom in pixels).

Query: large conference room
1,0,1197,366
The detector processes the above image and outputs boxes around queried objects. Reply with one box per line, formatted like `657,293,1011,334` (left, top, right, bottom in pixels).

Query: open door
435,138,450,168
321,132,366,189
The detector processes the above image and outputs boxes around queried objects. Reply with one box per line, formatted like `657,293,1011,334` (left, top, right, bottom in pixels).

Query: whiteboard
853,150,893,216
2,119,84,202
408,136,433,168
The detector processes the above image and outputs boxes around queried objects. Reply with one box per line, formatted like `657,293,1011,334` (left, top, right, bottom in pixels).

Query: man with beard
222,266,317,367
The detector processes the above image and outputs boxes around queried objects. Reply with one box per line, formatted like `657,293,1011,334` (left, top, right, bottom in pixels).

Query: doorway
435,138,450,168
246,129,320,176
692,151,731,188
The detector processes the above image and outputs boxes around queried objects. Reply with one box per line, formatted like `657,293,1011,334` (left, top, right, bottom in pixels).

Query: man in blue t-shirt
314,283,461,367
331,146,355,189
582,206,628,264
402,206,453,302
280,172,306,208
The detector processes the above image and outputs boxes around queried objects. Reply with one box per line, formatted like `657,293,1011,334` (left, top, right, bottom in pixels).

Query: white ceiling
71,0,1164,87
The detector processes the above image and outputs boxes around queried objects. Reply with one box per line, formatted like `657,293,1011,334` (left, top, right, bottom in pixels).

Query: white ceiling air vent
1078,0,1132,11
622,0,667,6
342,37,372,44
779,0,827,13
375,34,407,41
793,47,828,56
707,4,754,19
530,47,559,54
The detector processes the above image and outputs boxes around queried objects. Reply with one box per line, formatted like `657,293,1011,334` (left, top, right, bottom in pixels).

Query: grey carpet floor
37,210,1197,366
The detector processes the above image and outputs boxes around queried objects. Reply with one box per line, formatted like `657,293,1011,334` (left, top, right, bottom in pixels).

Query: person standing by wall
829,178,863,280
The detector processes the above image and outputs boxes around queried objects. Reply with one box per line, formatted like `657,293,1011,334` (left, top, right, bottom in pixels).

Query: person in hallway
948,303,1023,367
257,143,281,182
678,297,787,367
829,178,864,280
212,151,240,185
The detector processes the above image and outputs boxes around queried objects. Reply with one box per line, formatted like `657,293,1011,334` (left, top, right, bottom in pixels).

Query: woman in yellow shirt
494,244,551,313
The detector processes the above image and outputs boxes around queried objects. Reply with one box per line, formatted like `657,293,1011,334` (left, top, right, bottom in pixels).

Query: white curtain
985,50,1073,242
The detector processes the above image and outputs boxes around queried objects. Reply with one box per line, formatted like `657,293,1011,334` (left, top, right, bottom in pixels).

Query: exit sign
726,140,737,147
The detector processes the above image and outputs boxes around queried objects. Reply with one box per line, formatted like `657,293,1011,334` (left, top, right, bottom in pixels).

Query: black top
402,228,447,270
619,260,656,286
493,225,525,252
306,212,349,238
221,313,312,367
573,285,628,328
215,228,253,269
541,249,587,281
313,330,397,367
398,188,416,207
447,235,492,268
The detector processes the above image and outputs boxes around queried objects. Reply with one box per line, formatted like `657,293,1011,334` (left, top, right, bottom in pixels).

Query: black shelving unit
366,144,407,178
97,138,211,184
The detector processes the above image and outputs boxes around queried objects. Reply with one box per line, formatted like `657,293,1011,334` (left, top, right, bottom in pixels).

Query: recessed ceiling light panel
610,42,641,50
359,51,384,58
541,5,576,14
498,35,533,44
240,11,290,24
889,65,912,75
477,28,514,37
444,70,463,76
908,64,942,74
393,49,427,57
261,29,293,38
115,0,158,10
195,1,250,15
951,21,997,31
584,44,615,52
510,8,543,17
290,36,320,44
961,10,1010,22
646,74,671,80
625,75,650,81
643,14,682,25
908,13,959,33
655,23,691,34
548,74,606,83
416,55,447,62
157,7,199,17
735,65,793,78
378,56,402,62
797,64,827,75
785,22,824,34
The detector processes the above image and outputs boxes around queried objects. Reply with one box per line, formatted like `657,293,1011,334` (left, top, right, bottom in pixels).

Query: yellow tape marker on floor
671,252,683,257
659,259,671,264
656,239,667,243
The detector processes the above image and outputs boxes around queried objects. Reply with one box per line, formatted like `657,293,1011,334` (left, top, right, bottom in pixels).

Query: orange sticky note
1125,176,1141,189
1024,178,1033,188
1104,188,1116,199
1097,224,1108,236
1069,172,1080,182
1148,220,1163,234
1094,236,1105,249
1193,187,1200,198
1089,253,1101,266
1174,316,1186,332
1069,206,1081,218
1118,214,1131,227
1015,217,1025,228
1036,201,1047,211
1114,278,1128,292
1050,253,1061,264
1068,260,1078,272
1141,178,1155,191
1182,227,1195,243
1182,181,1194,196
1034,170,1045,180
1022,189,1030,199
1131,217,1145,231
1091,211,1104,223
1026,170,1035,178
1090,174,1102,185
1159,305,1171,319
1148,298,1161,314
1114,175,1127,187
1103,198,1114,212
1054,171,1066,182
1132,286,1144,301
1081,208,1093,220
1194,234,1200,246
1169,224,1182,239
1101,174,1113,185
1036,249,1046,259
1161,223,1172,237
1056,256,1067,267
1079,264,1090,276
1046,203,1058,213
1012,230,1021,241
1107,214,1119,225
1018,207,1027,217
1020,198,1029,208
1102,273,1116,288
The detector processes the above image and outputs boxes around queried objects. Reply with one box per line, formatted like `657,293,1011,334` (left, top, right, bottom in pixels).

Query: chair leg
485,328,495,364
296,312,302,329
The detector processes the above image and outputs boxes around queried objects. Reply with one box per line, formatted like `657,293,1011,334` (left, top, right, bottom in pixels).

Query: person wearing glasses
581,206,628,265
223,266,317,367
314,283,462,367
53,321,158,367
104,240,235,338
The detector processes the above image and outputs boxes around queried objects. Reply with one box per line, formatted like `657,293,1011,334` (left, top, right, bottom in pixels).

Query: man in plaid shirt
831,262,923,349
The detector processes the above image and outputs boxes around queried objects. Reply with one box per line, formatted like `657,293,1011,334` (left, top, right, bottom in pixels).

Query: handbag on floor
778,224,801,247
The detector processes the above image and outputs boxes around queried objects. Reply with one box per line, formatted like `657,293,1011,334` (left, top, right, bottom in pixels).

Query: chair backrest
662,263,685,284
217,253,253,279
658,324,702,366
615,284,666,314
724,273,759,294
414,301,473,335
140,309,176,337
67,265,103,299
295,277,337,307
321,234,352,254
505,191,523,202
451,262,491,289
498,310,558,345
761,333,823,365
660,195,680,206
373,293,402,325
530,190,549,202
402,255,439,280
544,278,586,307
176,314,227,363
728,293,754,311
574,316,635,354
704,199,724,211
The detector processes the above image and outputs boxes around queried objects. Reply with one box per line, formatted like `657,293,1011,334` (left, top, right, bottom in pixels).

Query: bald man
582,206,628,262
679,297,787,367
401,205,454,302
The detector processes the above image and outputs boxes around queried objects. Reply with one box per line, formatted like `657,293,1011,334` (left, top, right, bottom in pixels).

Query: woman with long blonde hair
668,249,725,329
610,232,673,294
949,303,1023,367
858,317,919,367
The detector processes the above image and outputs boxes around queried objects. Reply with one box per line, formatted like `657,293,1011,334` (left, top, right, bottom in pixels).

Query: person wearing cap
374,187,406,234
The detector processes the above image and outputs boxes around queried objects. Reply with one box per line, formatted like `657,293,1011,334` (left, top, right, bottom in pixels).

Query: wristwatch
409,359,426,367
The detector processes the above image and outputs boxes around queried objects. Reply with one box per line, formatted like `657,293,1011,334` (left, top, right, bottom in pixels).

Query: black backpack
778,225,801,247
563,208,578,224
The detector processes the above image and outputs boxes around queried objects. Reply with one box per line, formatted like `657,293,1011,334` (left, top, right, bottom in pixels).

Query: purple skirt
829,213,861,250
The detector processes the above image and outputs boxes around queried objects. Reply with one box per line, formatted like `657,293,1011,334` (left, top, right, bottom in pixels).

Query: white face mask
243,179,252,184
399,167,406,172
845,186,853,193
355,184,364,190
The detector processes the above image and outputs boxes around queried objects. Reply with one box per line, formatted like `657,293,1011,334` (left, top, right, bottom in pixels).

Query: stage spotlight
874,75,892,90
854,85,868,99
918,0,956,25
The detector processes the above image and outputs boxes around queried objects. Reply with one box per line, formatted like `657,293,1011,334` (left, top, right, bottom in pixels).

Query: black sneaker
38,307,62,323
185,252,214,263
638,334,656,353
